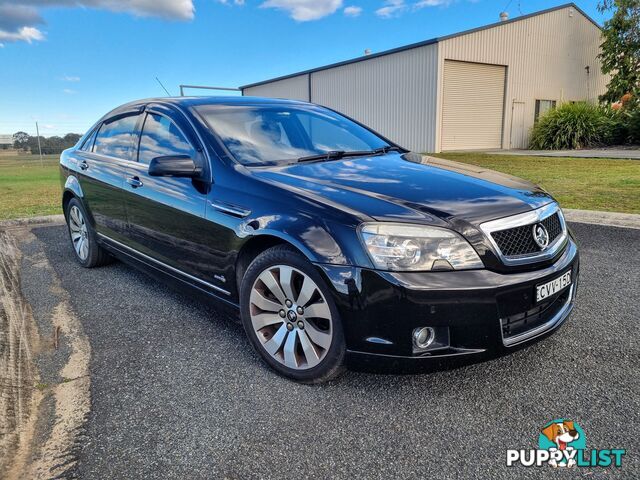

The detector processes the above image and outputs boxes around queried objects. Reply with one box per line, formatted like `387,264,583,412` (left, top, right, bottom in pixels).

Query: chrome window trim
96,233,231,295
501,284,574,347
479,203,567,266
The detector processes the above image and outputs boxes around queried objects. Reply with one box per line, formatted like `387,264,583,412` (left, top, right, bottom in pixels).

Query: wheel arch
235,234,308,293
62,175,84,215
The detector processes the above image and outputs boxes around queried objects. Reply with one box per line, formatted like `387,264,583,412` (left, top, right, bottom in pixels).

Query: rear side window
93,114,141,160
81,128,98,152
138,113,195,164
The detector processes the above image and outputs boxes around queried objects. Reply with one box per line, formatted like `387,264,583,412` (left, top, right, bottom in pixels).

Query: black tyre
240,245,345,383
65,198,112,268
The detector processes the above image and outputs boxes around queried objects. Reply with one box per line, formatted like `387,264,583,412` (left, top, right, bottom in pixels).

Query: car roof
109,96,311,114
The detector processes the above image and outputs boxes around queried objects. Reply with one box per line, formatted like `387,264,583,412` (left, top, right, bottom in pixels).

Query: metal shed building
240,3,607,153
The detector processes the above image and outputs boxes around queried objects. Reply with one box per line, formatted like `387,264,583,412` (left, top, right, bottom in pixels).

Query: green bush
601,106,629,145
529,102,613,150
627,109,640,144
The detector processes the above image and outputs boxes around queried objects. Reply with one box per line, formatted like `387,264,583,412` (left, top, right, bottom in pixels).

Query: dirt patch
0,231,40,474
0,227,91,479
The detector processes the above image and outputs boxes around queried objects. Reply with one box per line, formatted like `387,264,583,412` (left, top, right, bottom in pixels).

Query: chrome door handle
127,176,143,188
79,160,89,170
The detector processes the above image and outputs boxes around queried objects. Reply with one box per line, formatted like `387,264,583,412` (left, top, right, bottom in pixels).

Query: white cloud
63,88,77,94
343,5,362,16
415,0,451,7
20,0,195,20
0,25,45,43
62,75,81,82
260,0,343,21
376,0,451,18
0,0,194,45
216,0,245,5
375,0,405,18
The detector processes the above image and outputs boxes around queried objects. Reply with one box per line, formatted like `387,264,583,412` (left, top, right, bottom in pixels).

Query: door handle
79,160,89,170
127,176,143,188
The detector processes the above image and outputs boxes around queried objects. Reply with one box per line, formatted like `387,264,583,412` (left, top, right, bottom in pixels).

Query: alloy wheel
249,265,333,370
68,205,89,261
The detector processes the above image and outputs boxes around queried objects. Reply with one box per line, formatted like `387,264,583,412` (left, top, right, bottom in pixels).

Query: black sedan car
60,97,578,383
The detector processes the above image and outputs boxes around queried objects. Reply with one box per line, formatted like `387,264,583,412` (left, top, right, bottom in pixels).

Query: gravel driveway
30,223,639,479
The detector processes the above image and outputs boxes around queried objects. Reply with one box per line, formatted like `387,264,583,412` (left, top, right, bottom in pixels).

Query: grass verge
434,152,640,214
0,155,61,220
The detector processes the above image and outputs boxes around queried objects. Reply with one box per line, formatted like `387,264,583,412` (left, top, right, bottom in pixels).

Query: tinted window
300,116,372,152
93,114,140,159
81,128,97,152
138,113,195,164
195,104,389,166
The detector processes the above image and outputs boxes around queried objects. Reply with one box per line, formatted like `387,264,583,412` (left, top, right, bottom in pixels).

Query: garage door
441,60,506,151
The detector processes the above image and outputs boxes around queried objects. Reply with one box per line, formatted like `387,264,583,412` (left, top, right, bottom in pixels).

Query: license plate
536,271,571,303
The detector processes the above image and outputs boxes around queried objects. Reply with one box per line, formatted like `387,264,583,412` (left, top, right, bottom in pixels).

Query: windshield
194,104,391,166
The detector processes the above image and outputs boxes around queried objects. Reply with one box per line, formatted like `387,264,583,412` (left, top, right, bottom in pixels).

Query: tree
63,133,81,145
13,131,30,150
598,0,640,107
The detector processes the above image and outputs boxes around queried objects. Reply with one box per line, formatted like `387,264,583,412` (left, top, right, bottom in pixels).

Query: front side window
138,113,195,164
195,104,390,166
534,100,557,122
93,114,141,160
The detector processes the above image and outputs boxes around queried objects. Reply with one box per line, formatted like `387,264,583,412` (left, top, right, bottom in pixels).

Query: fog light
413,327,435,349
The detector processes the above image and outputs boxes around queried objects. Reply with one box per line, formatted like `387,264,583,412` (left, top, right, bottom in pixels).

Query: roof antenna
155,77,172,97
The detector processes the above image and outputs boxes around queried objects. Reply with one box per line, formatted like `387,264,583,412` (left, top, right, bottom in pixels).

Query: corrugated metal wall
437,6,607,150
243,74,309,100
311,44,439,152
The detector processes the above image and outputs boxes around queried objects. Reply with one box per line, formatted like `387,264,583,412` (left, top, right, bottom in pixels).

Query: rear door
121,107,225,286
76,112,142,243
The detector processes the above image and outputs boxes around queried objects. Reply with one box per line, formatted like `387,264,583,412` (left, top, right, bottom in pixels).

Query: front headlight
358,223,484,271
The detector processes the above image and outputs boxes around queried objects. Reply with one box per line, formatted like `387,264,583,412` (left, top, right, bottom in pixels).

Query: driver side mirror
148,155,202,178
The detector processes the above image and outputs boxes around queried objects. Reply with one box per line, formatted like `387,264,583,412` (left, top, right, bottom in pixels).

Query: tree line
10,131,83,155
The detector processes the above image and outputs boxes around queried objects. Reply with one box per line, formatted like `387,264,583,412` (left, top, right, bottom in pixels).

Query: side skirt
96,233,240,311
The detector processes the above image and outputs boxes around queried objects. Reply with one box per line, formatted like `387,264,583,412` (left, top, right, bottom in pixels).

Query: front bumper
316,237,579,373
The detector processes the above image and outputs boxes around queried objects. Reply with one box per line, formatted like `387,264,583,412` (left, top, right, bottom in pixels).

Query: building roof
240,2,599,90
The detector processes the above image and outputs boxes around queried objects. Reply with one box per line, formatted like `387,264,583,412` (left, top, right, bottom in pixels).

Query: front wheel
240,245,345,383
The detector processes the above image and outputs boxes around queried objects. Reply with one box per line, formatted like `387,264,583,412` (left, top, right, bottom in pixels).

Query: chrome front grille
491,212,562,257
479,203,568,266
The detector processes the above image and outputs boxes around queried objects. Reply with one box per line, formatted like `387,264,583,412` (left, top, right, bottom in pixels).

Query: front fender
238,213,372,267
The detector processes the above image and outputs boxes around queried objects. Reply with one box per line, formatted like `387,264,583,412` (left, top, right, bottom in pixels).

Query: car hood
250,153,554,226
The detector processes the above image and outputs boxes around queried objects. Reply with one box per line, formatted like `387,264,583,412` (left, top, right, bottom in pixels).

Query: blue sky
0,0,607,137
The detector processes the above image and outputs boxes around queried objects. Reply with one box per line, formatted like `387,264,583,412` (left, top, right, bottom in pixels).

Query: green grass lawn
0,154,61,220
0,152,638,220
434,153,640,214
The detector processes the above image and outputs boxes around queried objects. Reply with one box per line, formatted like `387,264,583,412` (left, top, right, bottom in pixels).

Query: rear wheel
65,198,112,268
240,245,345,383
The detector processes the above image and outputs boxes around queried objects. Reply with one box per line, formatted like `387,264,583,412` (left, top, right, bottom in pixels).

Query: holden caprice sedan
60,97,578,383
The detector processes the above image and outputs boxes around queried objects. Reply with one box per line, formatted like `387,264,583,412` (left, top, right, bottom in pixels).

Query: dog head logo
538,419,586,467
541,421,580,450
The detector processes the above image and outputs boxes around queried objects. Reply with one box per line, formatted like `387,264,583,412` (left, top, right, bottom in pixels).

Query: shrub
529,102,612,150
601,106,629,145
627,109,640,144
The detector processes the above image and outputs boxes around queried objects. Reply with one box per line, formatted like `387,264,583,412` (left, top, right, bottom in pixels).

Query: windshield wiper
370,146,403,154
296,146,403,163
297,150,346,163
